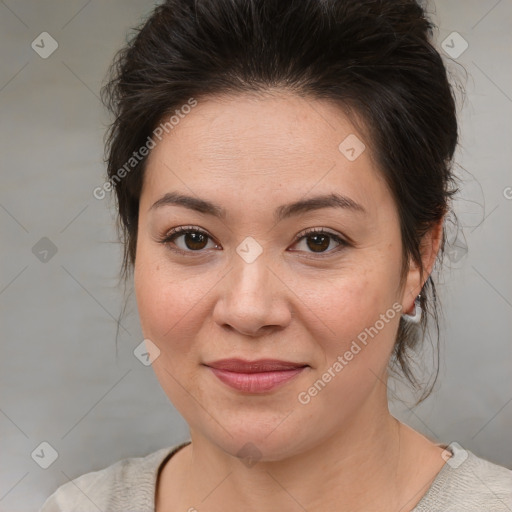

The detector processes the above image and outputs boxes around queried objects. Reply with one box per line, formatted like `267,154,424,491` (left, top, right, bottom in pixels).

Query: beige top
40,441,512,511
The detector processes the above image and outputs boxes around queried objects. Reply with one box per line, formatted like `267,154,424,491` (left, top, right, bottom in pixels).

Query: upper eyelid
294,226,343,239
163,226,343,241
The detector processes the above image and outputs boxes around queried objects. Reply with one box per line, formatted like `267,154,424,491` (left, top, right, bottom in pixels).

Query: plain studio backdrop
0,1,511,510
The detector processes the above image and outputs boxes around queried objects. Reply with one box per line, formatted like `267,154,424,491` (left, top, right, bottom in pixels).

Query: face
134,92,421,460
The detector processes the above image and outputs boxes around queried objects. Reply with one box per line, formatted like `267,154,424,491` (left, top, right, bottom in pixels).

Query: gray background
0,1,511,510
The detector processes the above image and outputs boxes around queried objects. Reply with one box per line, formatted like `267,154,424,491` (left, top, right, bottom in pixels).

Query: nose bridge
228,243,274,306
213,239,291,335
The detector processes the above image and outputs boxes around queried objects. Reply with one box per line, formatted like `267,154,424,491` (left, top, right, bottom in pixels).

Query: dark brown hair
101,0,460,404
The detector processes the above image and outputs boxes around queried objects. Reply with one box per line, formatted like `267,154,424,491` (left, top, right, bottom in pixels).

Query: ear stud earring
402,294,422,324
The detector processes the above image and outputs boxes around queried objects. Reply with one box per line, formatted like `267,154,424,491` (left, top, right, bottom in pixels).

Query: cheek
297,272,400,418
134,254,212,411
134,238,225,373
311,262,401,371
135,264,202,348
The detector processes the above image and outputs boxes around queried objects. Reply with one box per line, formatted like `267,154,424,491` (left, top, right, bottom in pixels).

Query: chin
199,421,315,464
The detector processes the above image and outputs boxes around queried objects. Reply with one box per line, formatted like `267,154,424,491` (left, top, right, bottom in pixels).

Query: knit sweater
39,441,512,511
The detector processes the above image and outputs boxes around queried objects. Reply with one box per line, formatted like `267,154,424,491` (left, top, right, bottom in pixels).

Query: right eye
158,226,221,255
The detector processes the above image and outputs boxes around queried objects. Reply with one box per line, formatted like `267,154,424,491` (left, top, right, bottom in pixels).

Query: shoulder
414,442,512,511
39,442,190,512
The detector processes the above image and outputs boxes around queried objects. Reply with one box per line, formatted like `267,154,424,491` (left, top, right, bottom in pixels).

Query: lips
204,358,308,373
203,358,309,393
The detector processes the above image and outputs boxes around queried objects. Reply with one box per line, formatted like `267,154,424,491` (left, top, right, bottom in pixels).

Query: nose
212,252,293,337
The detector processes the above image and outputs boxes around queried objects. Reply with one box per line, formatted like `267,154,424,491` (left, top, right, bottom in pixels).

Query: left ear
401,216,444,315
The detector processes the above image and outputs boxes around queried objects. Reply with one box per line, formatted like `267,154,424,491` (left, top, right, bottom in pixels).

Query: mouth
202,358,310,393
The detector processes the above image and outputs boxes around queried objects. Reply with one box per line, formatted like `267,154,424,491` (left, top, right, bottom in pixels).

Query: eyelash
157,225,349,257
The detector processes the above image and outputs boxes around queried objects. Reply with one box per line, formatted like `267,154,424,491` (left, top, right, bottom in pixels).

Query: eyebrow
149,191,366,222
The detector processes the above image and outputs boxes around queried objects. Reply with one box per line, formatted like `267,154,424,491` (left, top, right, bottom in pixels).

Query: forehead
141,91,388,215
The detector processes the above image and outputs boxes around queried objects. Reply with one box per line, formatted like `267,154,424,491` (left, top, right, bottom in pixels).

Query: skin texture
134,91,447,512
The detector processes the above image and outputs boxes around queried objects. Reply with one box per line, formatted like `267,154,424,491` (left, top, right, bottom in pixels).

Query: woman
41,0,512,510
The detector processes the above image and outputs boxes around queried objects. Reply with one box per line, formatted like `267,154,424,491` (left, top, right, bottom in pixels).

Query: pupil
307,234,329,252
186,232,207,250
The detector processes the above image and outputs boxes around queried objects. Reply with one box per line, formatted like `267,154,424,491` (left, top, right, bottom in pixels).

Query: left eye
291,228,347,255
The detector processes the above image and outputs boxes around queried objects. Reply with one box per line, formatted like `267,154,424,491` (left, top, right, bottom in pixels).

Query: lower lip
207,366,307,393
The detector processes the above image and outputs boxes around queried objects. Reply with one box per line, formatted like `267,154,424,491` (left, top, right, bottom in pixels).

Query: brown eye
179,231,209,251
291,228,347,255
160,226,219,254
305,233,331,253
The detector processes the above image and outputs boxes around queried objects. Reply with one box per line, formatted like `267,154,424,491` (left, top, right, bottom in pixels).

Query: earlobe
402,266,422,316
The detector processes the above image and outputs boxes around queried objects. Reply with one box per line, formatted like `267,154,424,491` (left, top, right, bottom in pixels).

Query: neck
159,382,442,512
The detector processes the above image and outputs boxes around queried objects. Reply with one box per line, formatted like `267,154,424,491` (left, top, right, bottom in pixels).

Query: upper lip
203,358,309,373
